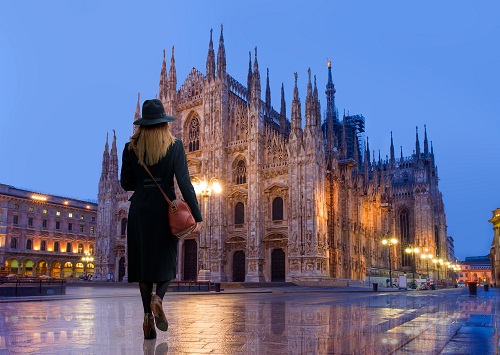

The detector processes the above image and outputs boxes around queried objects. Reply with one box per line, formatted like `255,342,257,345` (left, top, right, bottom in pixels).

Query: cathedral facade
96,27,450,283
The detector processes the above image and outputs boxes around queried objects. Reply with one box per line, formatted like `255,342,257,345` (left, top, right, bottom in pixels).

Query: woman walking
120,99,202,339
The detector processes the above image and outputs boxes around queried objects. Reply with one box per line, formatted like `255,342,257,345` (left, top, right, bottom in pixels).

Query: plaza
0,284,498,354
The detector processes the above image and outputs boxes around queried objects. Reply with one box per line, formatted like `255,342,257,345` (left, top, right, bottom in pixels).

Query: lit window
43,209,48,214
68,213,73,218
90,226,95,234
56,211,61,216
80,215,85,221
14,204,19,210
79,225,84,233
29,207,34,212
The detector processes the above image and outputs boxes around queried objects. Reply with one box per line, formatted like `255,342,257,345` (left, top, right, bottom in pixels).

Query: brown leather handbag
132,146,196,240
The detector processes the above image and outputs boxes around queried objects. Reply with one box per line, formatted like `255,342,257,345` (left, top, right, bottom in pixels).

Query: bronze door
271,248,285,282
233,251,245,282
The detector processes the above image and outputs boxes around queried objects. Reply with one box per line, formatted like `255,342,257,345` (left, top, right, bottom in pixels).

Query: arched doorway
183,239,198,281
271,249,285,282
118,257,125,281
233,251,245,282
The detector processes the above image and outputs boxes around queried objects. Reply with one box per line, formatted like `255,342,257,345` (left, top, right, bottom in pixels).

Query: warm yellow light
414,248,420,253
199,180,208,191
86,205,90,209
48,248,53,252
390,238,397,244
34,246,39,251
212,180,222,194
382,240,388,245
31,194,47,201
405,248,411,253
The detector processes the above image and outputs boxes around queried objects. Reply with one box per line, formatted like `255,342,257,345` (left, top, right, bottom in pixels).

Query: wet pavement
0,284,498,354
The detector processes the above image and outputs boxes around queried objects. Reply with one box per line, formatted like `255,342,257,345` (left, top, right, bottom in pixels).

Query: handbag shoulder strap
131,144,172,206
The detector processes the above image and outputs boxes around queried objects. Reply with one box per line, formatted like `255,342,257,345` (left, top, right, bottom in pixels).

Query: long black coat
120,139,202,282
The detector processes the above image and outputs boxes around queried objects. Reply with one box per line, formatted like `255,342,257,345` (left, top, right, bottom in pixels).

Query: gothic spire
415,126,421,157
424,124,429,156
305,68,314,128
168,46,177,99
265,68,271,113
390,131,395,164
247,51,252,101
100,132,109,183
325,60,337,123
206,28,215,82
291,72,302,138
280,83,286,134
216,24,226,80
400,146,403,160
109,130,119,183
252,47,261,102
159,50,167,101
314,75,321,127
134,92,141,122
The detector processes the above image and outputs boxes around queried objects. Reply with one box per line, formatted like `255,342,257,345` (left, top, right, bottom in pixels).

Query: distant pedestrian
120,99,202,339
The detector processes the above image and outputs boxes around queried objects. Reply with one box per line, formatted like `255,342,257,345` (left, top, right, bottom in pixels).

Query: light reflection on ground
0,286,497,354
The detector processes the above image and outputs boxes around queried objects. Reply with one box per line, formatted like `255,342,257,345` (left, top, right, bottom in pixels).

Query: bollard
468,282,477,295
215,283,221,292
372,283,378,292
484,284,489,292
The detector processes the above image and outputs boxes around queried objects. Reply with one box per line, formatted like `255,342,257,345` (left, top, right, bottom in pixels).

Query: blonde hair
129,123,176,166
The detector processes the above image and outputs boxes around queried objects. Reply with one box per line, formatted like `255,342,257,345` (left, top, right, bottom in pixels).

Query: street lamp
191,176,221,282
81,253,94,279
405,247,420,283
420,250,434,278
382,237,398,287
432,258,444,281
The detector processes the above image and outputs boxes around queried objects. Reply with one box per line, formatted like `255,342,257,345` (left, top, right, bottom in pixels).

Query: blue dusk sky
0,1,498,261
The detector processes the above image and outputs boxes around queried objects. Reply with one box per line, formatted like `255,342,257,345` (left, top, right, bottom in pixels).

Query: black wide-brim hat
133,99,176,125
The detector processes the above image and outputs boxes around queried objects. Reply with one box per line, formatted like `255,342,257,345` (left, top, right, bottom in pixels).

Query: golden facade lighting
31,194,47,202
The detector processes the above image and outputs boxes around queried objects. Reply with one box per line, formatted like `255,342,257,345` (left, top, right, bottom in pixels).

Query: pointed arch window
188,116,200,152
121,218,128,237
272,197,284,221
234,160,247,185
399,209,410,265
235,202,245,225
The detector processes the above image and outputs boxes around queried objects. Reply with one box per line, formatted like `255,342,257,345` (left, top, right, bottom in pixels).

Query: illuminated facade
456,256,492,285
98,27,451,283
0,183,97,278
489,207,500,286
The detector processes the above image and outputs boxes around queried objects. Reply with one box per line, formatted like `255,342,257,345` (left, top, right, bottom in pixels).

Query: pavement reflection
0,286,497,354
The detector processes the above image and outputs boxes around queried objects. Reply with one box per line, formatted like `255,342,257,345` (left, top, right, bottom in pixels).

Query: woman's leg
151,281,169,331
155,281,170,299
139,282,154,313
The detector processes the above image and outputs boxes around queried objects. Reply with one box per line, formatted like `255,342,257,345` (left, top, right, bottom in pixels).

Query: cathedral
96,26,450,283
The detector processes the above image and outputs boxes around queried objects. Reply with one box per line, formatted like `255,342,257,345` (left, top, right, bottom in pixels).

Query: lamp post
191,176,221,282
405,246,420,283
420,251,433,278
382,237,398,288
432,258,444,281
81,253,94,280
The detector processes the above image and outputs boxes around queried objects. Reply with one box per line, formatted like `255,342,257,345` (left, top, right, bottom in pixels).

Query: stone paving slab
0,285,498,354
